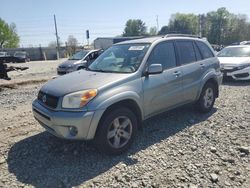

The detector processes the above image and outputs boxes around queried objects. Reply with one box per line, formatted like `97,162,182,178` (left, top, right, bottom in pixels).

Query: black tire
94,107,137,155
195,82,216,113
77,66,84,70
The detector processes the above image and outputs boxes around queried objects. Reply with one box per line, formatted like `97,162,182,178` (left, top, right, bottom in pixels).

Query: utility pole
54,14,60,60
156,15,159,33
199,14,202,38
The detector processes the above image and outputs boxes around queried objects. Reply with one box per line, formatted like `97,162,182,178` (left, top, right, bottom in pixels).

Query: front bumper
221,67,250,80
32,99,102,140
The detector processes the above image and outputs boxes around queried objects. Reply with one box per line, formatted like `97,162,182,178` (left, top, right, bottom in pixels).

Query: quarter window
196,41,214,59
193,42,202,61
147,42,176,70
176,41,196,65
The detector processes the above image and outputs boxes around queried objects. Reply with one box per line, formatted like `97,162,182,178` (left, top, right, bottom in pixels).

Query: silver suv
32,35,223,155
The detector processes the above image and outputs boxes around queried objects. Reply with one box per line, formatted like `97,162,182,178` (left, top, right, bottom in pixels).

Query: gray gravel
0,81,249,188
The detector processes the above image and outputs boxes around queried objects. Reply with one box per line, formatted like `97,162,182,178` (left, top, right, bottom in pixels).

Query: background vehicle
57,49,102,75
240,41,250,45
0,52,9,57
33,35,222,155
13,51,30,63
218,45,250,80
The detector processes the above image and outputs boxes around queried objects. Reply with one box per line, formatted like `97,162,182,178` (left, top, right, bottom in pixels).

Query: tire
77,67,84,70
195,82,216,113
94,107,137,155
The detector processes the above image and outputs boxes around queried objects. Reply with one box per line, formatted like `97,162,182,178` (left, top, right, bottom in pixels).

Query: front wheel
94,107,137,155
195,82,216,113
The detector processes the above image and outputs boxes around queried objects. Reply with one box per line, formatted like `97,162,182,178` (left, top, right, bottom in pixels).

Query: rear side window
193,42,202,61
196,41,214,59
176,41,196,65
147,42,176,70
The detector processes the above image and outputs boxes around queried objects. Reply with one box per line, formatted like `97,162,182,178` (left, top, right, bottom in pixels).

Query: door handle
200,63,205,69
173,71,181,77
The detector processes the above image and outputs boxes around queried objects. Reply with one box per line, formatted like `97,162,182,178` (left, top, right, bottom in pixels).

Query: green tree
158,26,169,35
123,19,147,36
204,7,250,45
148,26,158,36
168,13,199,34
205,7,230,45
0,18,19,49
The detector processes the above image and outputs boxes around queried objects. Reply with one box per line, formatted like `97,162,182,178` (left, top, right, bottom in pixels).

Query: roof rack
164,34,201,38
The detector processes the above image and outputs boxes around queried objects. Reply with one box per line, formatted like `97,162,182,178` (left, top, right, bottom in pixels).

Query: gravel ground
0,81,249,188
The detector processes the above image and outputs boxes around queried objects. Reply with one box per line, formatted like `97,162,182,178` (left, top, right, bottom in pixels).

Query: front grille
221,67,238,73
234,73,249,78
38,91,59,109
59,65,67,68
57,71,66,75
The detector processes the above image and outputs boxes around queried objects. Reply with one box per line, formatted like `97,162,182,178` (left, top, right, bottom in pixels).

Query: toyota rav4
32,34,223,155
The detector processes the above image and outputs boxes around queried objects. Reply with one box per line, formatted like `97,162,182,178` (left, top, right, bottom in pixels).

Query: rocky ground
0,80,249,188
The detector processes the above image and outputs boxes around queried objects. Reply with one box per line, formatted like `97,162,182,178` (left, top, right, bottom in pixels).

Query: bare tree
67,35,78,55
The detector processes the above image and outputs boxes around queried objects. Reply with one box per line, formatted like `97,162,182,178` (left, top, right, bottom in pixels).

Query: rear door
142,41,183,118
175,40,202,102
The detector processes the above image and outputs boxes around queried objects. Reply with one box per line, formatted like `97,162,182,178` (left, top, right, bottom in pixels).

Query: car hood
40,70,132,96
58,59,81,68
218,57,250,66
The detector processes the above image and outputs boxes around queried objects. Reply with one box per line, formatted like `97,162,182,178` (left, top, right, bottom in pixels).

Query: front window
88,43,150,73
14,52,26,57
69,51,89,60
218,47,250,57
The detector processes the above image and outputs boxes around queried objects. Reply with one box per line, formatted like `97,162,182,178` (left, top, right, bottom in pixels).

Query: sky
1,0,250,47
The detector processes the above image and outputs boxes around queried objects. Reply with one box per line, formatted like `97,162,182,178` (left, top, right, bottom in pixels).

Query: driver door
142,41,183,118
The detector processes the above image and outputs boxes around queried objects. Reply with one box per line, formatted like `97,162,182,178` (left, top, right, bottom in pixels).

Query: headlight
62,89,97,108
237,63,250,70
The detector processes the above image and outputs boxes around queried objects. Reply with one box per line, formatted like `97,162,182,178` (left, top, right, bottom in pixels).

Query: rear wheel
195,82,216,113
94,107,137,155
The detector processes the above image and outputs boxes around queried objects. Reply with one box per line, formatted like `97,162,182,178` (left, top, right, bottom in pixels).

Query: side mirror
146,64,163,75
82,60,88,67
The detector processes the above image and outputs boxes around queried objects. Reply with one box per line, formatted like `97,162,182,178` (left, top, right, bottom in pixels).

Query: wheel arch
198,77,219,100
90,99,143,139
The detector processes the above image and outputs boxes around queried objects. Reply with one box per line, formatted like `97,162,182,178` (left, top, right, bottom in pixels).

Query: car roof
116,35,205,45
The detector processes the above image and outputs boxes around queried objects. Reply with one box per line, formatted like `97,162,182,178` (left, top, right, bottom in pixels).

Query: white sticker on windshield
128,46,145,51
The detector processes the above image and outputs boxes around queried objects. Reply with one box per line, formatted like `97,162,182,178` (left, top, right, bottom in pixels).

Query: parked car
240,41,250,45
0,52,9,57
218,45,250,80
0,52,15,63
57,49,102,75
13,51,30,63
32,35,222,155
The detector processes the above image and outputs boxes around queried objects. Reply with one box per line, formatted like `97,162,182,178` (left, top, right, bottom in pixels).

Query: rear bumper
32,99,103,140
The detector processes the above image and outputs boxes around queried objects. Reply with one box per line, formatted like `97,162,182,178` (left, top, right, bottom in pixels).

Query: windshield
14,52,26,57
69,51,89,60
88,43,150,73
218,47,250,57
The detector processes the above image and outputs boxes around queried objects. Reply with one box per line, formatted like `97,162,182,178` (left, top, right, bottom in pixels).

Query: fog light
69,126,78,136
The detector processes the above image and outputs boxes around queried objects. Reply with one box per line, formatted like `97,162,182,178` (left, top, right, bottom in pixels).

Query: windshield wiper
87,68,106,72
